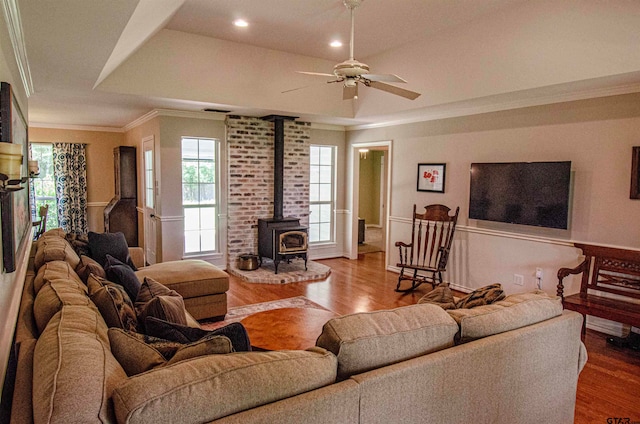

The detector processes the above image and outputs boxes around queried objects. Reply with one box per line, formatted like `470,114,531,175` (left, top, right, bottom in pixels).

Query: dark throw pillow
87,231,137,270
417,283,457,310
145,317,252,352
104,254,141,300
455,283,506,309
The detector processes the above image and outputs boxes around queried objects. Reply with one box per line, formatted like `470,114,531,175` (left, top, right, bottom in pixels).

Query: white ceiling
10,0,640,130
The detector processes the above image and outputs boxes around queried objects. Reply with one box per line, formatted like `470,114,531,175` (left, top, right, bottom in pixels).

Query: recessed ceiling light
330,40,343,48
234,19,249,27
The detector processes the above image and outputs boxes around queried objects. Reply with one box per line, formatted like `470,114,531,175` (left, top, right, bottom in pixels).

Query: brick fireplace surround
226,116,329,283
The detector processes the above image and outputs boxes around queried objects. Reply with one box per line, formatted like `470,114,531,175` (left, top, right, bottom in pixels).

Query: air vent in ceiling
203,108,231,113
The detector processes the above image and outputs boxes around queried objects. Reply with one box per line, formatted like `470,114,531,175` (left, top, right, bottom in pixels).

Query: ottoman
135,259,229,320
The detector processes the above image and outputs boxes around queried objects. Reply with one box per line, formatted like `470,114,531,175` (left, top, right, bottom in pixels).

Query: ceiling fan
286,0,421,101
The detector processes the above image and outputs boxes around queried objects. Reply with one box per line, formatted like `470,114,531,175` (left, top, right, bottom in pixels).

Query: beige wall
125,114,227,265
358,151,383,226
347,93,640,328
29,127,125,232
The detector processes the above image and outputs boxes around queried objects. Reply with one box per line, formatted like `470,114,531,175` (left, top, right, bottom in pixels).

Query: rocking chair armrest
556,259,588,297
395,241,412,248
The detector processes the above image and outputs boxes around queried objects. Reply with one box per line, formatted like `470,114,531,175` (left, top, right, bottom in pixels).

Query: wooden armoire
104,146,138,246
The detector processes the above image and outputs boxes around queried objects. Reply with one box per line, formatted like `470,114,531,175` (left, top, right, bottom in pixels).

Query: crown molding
346,81,640,131
29,122,125,133
1,0,34,96
123,108,226,132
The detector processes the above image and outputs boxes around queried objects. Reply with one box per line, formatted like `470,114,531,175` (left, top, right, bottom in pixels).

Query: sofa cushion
76,254,106,283
134,259,229,298
36,228,66,241
112,347,337,424
417,283,457,309
446,290,563,343
34,260,84,295
455,283,506,309
105,254,141,300
145,317,252,352
135,277,187,331
88,231,137,270
33,305,128,423
87,274,138,332
316,303,458,379
108,328,233,376
34,236,80,272
33,278,93,334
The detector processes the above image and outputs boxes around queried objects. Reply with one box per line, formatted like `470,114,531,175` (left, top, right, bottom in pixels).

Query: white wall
348,92,640,334
307,126,347,260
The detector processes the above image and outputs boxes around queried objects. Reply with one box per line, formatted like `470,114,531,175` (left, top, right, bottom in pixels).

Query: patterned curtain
52,143,88,234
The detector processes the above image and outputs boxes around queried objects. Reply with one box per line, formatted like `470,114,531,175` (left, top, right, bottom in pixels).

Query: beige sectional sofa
10,230,587,423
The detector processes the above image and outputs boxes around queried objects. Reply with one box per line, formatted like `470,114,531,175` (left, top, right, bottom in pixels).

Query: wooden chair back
560,243,640,301
407,204,459,270
395,204,459,292
33,204,49,240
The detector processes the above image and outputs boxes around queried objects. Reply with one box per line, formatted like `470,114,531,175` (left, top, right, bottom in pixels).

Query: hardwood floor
227,252,640,423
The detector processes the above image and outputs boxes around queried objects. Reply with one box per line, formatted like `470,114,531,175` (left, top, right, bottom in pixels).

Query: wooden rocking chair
395,204,459,292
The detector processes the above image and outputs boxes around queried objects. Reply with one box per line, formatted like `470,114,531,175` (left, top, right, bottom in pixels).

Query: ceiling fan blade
365,74,407,83
343,83,358,100
282,79,342,94
367,80,421,100
282,84,314,94
297,71,335,78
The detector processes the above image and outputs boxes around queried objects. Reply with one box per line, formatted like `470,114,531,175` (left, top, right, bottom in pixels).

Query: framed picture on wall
631,146,640,199
0,81,30,273
417,163,446,193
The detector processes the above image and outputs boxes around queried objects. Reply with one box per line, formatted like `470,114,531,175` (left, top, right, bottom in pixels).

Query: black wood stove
257,115,308,274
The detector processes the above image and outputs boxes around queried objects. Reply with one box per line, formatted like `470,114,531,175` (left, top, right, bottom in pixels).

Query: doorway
348,140,392,261
142,136,157,265
358,148,388,254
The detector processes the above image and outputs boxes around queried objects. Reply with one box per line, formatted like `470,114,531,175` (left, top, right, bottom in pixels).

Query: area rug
199,296,333,330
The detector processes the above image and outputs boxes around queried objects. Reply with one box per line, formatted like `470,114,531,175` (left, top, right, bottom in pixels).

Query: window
182,137,218,254
309,145,335,243
29,143,58,229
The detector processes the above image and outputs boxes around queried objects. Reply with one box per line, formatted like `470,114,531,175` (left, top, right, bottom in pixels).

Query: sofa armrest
128,247,145,269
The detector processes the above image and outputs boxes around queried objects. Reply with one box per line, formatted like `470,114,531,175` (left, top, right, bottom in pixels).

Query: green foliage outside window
30,143,58,230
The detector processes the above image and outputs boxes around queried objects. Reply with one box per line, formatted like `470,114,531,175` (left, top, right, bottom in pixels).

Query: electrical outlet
513,274,524,286
536,268,543,279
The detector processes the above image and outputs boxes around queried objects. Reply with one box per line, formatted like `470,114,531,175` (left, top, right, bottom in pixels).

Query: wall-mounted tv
469,161,572,230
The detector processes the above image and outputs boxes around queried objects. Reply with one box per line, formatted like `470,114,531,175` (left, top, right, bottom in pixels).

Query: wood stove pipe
261,115,297,221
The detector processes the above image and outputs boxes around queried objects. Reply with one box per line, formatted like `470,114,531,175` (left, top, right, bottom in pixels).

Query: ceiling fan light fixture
330,40,343,48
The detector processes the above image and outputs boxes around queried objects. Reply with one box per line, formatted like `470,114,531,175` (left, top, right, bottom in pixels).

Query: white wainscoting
387,215,626,336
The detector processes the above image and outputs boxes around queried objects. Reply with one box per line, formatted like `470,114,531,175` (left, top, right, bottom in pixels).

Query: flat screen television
469,161,572,229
